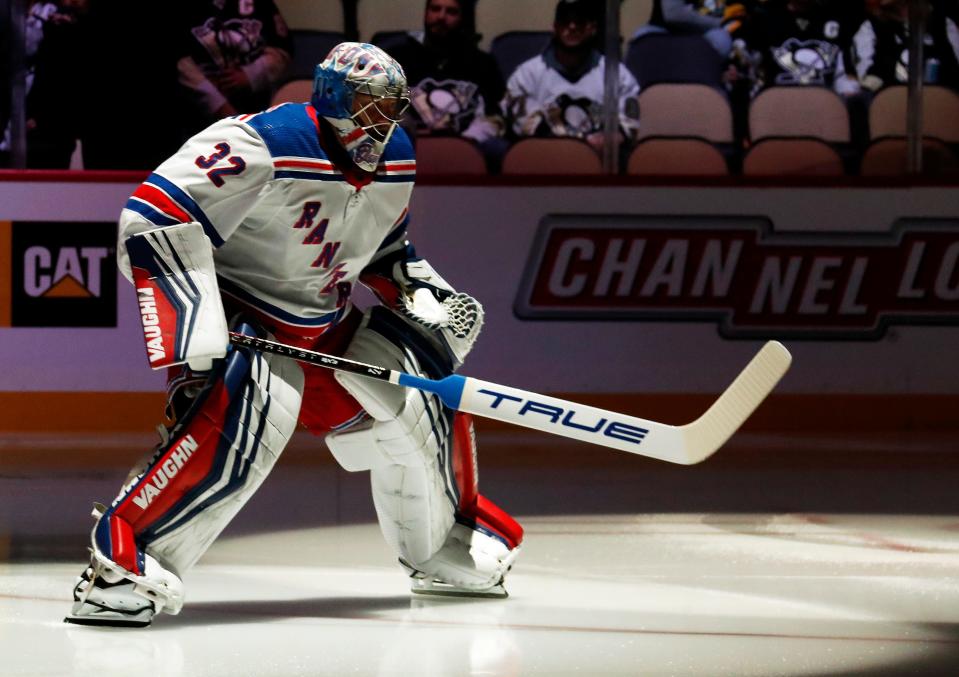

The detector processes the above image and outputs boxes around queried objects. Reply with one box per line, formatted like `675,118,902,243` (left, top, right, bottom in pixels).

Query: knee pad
94,322,304,584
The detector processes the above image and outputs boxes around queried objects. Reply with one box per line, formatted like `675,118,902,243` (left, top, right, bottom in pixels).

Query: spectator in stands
738,0,866,98
851,0,959,92
385,0,507,170
18,0,88,167
503,0,640,154
0,0,58,163
633,0,748,57
177,0,293,125
24,0,186,169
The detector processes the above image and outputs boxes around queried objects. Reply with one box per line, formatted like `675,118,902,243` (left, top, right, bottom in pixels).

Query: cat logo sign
23,246,110,298
3,221,117,327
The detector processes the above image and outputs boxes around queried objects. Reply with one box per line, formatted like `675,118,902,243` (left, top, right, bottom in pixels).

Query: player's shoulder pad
243,103,328,161
381,125,415,164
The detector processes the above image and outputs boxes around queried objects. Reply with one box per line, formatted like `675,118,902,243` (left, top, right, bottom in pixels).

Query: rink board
0,173,957,432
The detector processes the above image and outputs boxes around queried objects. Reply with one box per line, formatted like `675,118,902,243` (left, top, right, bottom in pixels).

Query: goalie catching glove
392,259,484,368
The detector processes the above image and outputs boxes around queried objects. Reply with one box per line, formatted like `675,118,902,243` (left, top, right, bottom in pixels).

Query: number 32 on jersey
195,142,246,187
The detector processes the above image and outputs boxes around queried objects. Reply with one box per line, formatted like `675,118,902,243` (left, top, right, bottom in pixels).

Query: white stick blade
681,340,792,465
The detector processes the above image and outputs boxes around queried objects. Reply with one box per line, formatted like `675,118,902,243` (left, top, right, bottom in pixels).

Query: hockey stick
228,332,791,465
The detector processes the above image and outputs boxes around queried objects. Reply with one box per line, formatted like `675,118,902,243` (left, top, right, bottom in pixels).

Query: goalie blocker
125,222,229,370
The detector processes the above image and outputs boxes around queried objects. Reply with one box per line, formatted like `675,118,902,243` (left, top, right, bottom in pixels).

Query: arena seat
288,30,346,79
624,34,724,88
637,84,733,142
620,0,655,42
490,31,553,81
868,86,959,142
414,137,488,175
371,30,411,53
476,0,552,50
626,138,729,175
501,138,602,174
742,138,845,176
358,1,421,43
749,87,851,143
860,137,959,177
271,80,313,106
279,1,343,33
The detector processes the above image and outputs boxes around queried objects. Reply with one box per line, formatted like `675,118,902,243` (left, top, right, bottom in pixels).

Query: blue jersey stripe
218,276,346,327
145,173,224,247
274,170,343,182
124,199,179,227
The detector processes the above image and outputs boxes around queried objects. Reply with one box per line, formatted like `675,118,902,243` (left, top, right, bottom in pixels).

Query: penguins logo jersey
118,103,416,337
504,53,640,139
772,36,839,86
192,17,265,70
410,78,481,133
546,94,601,138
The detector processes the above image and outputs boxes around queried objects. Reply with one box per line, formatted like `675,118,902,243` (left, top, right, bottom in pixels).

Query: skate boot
64,546,184,628
65,559,157,628
402,523,521,599
65,505,184,627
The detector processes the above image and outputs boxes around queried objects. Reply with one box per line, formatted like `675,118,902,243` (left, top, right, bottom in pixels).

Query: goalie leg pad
90,322,303,611
125,222,229,371
450,413,525,552
327,308,523,586
403,414,523,596
327,308,459,564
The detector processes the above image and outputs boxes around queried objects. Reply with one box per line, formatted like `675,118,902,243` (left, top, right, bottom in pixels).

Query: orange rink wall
0,172,958,444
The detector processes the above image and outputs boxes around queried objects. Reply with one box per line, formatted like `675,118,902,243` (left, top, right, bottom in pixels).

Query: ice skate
408,571,510,599
64,560,156,628
399,523,521,599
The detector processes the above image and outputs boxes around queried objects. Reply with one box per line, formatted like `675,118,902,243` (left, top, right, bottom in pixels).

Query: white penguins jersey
504,53,640,139
119,102,416,336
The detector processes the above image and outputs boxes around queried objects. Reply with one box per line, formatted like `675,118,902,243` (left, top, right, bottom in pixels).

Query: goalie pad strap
126,222,228,370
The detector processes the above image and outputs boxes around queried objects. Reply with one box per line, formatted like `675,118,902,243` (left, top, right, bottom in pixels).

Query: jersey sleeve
118,116,274,280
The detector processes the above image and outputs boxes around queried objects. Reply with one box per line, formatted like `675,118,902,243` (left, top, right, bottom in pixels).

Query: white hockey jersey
504,51,640,139
120,103,416,337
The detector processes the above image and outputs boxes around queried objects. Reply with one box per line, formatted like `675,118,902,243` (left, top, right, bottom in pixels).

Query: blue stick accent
398,373,466,410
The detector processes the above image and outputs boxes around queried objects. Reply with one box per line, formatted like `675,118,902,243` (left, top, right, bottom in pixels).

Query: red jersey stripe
132,183,192,223
274,159,337,171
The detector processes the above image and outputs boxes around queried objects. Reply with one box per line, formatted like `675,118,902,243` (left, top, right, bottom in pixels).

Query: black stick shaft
228,332,394,382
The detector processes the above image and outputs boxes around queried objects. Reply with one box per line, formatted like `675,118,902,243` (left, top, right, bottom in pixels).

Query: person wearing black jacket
25,0,187,168
384,0,506,168
743,0,866,95
853,0,959,92
176,0,293,125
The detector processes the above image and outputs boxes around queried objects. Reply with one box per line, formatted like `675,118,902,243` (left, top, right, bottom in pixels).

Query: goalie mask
312,42,411,172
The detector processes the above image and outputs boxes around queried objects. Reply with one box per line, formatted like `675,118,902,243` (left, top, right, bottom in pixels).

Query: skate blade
411,579,508,599
64,603,154,628
64,614,152,628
